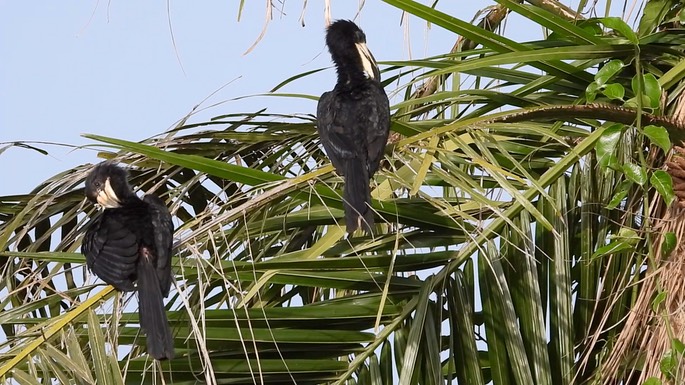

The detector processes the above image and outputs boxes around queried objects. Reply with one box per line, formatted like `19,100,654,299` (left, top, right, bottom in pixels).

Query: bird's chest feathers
337,81,372,100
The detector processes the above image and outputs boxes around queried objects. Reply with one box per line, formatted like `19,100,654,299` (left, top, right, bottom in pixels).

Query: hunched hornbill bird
317,20,390,233
82,162,174,360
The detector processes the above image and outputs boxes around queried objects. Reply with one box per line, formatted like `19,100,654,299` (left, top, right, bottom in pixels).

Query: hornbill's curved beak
96,178,121,208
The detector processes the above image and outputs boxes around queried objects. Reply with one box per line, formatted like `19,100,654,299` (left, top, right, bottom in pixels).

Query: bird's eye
93,181,101,188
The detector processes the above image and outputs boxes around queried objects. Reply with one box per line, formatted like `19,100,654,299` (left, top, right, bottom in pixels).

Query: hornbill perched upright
82,162,174,360
317,20,390,233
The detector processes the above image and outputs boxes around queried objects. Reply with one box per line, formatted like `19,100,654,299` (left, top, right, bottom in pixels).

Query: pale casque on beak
96,178,121,208
355,42,380,80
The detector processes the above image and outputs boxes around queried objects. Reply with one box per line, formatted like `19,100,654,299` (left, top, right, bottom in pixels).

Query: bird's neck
336,74,370,91
334,60,369,87
119,191,144,207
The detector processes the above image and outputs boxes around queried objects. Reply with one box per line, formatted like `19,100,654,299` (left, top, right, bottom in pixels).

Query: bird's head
326,20,380,81
85,162,133,209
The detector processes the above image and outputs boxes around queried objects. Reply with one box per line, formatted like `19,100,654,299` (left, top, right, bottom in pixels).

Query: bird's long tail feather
343,159,373,233
137,257,174,360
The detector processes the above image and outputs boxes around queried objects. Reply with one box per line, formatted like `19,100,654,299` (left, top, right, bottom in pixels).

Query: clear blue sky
1,1,499,196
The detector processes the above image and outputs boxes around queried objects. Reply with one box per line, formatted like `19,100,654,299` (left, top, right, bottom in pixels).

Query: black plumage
317,20,390,233
82,162,174,360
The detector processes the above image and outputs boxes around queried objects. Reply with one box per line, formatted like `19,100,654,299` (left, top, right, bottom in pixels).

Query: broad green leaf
602,83,625,100
622,163,648,186
616,227,640,244
607,180,632,209
596,17,639,43
644,125,671,152
623,95,651,108
650,170,675,205
631,73,662,109
595,59,625,85
643,73,662,108
586,82,599,102
660,350,677,378
596,123,623,169
662,232,677,257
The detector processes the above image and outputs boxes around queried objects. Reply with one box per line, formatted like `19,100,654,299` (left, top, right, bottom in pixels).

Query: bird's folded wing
83,214,138,291
143,194,174,297
317,91,357,173
364,88,391,175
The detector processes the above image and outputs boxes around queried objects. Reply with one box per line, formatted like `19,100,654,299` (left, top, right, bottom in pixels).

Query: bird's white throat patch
96,178,121,208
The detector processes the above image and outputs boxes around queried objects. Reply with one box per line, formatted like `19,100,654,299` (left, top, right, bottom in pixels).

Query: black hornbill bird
82,162,174,360
317,20,390,233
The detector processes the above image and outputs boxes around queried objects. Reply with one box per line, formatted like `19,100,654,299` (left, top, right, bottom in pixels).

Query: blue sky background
1,1,516,196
